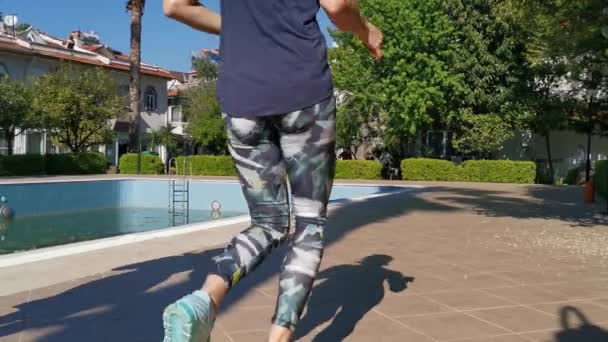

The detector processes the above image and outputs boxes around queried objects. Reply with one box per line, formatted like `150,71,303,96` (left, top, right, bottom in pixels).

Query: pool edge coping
0,183,422,269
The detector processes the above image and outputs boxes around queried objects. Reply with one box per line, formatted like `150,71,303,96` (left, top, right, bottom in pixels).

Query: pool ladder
168,157,192,226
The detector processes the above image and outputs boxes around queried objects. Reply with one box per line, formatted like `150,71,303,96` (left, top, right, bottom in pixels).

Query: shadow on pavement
555,306,608,342
0,184,605,341
295,254,414,341
429,185,608,227
0,190,421,341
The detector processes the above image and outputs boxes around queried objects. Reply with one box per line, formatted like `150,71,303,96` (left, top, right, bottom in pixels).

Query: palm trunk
544,132,554,184
586,126,592,182
129,2,143,173
4,130,13,156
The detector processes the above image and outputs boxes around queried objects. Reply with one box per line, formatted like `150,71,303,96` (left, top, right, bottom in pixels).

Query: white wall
0,51,34,81
1,50,170,155
501,130,608,177
112,71,169,133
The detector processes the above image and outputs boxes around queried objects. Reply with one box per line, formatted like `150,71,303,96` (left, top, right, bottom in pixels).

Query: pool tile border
0,180,419,268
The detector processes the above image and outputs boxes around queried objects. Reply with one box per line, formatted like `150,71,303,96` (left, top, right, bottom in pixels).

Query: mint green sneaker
163,290,216,342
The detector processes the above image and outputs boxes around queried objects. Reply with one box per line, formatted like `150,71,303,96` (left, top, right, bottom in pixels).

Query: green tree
146,123,179,170
330,0,529,155
522,60,570,182
544,0,607,181
192,54,218,82
146,123,178,152
452,111,514,159
336,103,363,158
183,55,227,155
183,83,226,155
0,75,33,155
335,91,382,159
32,66,122,152
568,90,608,181
505,0,608,181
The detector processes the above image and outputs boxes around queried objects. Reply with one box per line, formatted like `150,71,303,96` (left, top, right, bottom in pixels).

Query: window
0,136,8,156
170,106,183,123
117,85,130,110
168,97,177,107
144,86,157,111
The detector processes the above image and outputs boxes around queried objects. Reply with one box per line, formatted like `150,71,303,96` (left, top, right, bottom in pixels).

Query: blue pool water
0,180,402,254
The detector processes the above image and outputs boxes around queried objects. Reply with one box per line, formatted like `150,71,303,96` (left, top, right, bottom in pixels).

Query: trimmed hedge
177,155,237,176
0,153,106,176
565,165,584,185
46,153,107,175
335,160,382,180
402,158,536,184
595,160,608,201
119,153,164,175
463,160,536,184
0,155,46,176
174,157,382,179
402,158,463,181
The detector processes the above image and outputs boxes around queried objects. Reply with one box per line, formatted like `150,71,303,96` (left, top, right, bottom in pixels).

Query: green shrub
463,160,536,184
177,155,237,176
119,153,164,174
0,153,107,176
535,161,555,185
45,153,107,175
0,155,45,176
401,158,463,181
564,165,584,185
401,158,536,184
175,157,382,179
335,160,382,179
595,160,608,200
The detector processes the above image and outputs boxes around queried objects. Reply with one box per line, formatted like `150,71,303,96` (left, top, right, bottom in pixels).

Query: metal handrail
167,157,177,177
168,156,192,223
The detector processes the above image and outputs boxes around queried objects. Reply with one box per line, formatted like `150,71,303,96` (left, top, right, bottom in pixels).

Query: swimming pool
0,179,405,255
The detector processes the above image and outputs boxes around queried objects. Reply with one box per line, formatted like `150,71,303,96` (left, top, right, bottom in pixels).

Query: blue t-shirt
217,0,334,117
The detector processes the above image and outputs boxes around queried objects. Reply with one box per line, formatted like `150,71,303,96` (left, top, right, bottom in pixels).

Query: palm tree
146,124,179,173
126,0,145,173
146,124,178,152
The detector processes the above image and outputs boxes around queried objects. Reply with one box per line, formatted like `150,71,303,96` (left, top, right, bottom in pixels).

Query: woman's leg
271,97,337,336
210,114,291,296
163,114,291,342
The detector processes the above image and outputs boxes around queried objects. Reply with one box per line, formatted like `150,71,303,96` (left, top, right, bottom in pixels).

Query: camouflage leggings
214,96,336,331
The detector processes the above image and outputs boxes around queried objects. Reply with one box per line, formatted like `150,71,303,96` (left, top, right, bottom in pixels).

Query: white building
166,70,198,137
0,19,176,166
500,70,608,180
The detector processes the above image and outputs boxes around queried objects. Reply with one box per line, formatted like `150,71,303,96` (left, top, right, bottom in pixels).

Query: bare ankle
202,274,229,312
268,325,293,342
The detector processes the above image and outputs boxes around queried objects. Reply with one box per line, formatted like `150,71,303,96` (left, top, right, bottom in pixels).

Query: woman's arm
320,0,383,60
163,0,221,35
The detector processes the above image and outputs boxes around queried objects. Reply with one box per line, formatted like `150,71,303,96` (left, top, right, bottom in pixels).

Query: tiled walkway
0,181,607,341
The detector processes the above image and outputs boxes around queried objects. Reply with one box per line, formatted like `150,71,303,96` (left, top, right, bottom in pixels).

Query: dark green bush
401,158,463,181
595,160,608,200
402,158,536,184
119,153,164,174
463,160,536,184
564,165,584,185
335,160,382,179
177,155,237,176
45,152,107,175
176,157,382,179
0,152,107,176
0,155,46,176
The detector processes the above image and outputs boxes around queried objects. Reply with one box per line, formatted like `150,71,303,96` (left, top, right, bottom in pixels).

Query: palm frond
125,0,146,14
